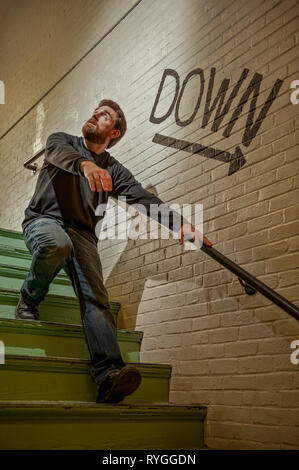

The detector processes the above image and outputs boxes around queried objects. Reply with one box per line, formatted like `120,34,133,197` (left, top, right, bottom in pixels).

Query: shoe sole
97,366,142,404
15,308,39,321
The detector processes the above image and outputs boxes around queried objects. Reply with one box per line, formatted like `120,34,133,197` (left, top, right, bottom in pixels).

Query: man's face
82,105,119,145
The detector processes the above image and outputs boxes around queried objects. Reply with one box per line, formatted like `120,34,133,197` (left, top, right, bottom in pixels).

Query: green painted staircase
0,227,207,449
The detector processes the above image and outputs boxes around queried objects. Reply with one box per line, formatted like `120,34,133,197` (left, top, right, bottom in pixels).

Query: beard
82,122,110,145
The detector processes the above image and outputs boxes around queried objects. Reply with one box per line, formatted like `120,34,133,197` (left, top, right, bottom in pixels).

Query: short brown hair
98,99,127,149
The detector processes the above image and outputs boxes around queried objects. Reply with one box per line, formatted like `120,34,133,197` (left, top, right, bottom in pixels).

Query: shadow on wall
102,183,199,331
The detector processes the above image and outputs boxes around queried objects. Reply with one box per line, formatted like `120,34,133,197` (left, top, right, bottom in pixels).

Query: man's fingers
93,174,102,192
101,175,112,192
203,236,213,247
87,171,113,192
88,176,96,192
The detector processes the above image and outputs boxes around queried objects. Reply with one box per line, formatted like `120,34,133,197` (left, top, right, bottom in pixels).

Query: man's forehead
95,105,116,117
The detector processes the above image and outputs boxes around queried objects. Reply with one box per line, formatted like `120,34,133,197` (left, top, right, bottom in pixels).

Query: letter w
201,68,249,131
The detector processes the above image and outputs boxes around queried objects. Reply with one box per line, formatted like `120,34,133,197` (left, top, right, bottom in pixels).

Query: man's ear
110,129,121,139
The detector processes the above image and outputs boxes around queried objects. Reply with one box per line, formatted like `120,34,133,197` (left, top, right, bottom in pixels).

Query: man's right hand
80,161,113,192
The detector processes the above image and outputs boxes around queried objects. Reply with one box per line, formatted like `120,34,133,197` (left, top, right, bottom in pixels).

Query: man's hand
80,161,112,192
178,223,213,249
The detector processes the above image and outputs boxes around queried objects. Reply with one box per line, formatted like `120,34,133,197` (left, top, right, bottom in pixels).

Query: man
16,99,212,403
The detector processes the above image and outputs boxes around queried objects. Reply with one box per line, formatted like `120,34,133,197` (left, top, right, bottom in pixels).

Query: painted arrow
152,133,246,175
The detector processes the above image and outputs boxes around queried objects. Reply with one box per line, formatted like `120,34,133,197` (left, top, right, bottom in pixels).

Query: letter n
223,72,283,147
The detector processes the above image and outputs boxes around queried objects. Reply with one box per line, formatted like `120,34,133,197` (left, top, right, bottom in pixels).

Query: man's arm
45,132,89,174
111,162,213,246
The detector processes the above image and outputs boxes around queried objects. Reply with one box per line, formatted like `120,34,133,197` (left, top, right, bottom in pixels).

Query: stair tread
0,317,143,336
0,400,207,421
5,353,171,370
0,400,206,412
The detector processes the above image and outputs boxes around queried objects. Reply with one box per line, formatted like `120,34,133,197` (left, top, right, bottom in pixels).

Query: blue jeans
21,216,126,385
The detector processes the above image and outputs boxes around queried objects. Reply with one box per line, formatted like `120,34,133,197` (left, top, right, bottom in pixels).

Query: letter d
149,69,180,124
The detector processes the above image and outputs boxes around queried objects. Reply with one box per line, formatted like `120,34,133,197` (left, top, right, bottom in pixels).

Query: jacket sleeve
111,161,189,233
44,132,89,175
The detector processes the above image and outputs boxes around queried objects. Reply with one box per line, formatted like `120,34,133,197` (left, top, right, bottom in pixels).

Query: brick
266,253,299,273
269,221,299,242
239,323,274,340
255,373,294,390
208,358,239,375
285,204,299,222
203,270,233,287
227,192,259,212
141,282,177,300
273,319,299,336
235,230,269,251
238,356,274,373
270,188,299,212
247,211,283,234
157,256,181,273
209,327,239,344
278,270,299,288
260,178,293,201
168,265,193,282
209,298,239,314
192,315,221,330
242,390,281,407
224,340,259,357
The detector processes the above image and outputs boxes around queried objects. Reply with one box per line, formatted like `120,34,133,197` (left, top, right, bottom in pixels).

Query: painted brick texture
0,0,298,450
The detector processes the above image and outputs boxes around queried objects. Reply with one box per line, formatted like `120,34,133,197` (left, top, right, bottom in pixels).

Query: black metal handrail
197,243,299,321
24,148,45,173
22,148,299,321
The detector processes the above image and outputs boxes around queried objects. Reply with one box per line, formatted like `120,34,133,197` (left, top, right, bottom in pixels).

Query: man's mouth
87,119,97,127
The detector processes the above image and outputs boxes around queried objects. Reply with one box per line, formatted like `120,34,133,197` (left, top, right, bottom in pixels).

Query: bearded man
16,99,212,403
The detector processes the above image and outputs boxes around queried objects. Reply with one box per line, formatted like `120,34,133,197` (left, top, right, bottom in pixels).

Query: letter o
175,68,205,127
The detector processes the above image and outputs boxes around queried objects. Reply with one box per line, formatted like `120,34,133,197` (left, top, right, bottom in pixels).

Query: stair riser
0,367,170,404
0,274,75,297
0,404,206,450
0,303,83,324
0,331,141,363
0,418,204,450
0,234,26,250
0,291,120,325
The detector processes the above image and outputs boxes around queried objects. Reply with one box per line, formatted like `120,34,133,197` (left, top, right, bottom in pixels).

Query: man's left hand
178,223,213,249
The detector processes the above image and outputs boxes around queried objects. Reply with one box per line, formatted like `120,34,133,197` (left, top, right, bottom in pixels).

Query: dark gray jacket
22,132,185,243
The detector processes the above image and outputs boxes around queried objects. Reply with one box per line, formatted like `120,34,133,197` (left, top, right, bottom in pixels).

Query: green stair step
0,401,207,450
0,262,76,297
0,318,143,363
0,287,120,325
0,355,171,404
0,244,60,271
0,228,27,250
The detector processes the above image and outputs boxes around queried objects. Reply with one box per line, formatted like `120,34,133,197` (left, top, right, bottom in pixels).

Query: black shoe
96,365,142,404
15,293,40,321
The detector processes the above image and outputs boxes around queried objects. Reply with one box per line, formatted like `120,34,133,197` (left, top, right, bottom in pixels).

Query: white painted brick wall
0,0,298,450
